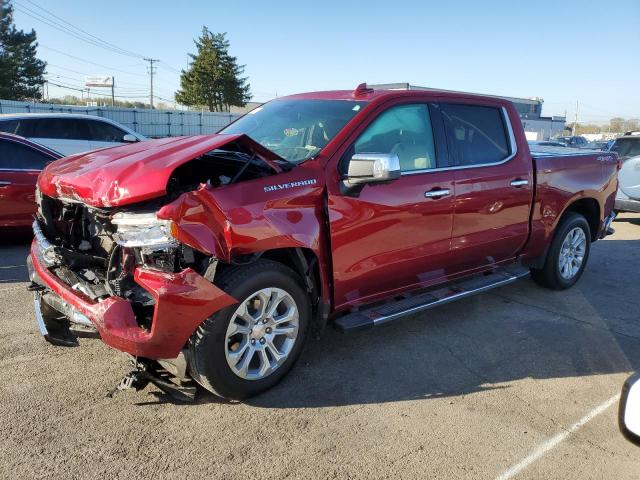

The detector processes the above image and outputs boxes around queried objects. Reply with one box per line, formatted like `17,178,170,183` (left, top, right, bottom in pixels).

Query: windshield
611,138,640,159
220,99,367,163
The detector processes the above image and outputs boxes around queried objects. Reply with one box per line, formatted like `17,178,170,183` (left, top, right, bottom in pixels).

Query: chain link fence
0,99,241,137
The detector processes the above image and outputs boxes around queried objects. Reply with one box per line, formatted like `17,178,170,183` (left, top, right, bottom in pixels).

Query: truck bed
529,145,604,159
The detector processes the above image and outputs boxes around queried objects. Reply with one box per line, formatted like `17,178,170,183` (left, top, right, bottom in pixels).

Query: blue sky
12,0,640,122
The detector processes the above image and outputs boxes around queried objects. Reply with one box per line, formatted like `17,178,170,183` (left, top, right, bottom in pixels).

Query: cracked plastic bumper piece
29,240,238,359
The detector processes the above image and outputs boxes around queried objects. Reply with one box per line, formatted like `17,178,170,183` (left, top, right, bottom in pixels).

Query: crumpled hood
38,134,282,208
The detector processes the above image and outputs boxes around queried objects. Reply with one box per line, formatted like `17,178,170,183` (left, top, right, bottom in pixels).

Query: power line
46,64,159,91
158,61,182,74
46,80,151,100
14,0,146,59
40,45,146,77
45,75,152,94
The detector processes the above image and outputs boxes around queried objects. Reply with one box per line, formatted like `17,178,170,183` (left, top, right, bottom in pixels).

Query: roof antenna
353,82,374,98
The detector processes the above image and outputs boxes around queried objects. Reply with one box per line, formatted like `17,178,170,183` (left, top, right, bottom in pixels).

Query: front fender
157,180,332,304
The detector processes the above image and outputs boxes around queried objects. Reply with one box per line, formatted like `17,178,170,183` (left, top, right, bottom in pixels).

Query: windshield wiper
229,152,257,184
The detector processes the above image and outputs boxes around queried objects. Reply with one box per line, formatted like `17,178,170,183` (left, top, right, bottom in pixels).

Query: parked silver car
0,113,145,156
610,132,640,213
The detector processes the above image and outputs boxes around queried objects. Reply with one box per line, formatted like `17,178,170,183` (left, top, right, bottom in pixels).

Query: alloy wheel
558,226,587,280
224,287,299,380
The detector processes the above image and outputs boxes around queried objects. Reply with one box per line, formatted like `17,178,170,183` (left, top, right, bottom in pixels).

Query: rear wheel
530,212,591,290
188,260,310,400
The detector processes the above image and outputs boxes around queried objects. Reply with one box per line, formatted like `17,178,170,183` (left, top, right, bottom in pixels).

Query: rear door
0,139,52,228
18,118,92,155
440,102,533,274
327,101,455,309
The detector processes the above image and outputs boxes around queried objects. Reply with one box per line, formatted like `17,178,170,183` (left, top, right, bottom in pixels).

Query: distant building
370,83,565,141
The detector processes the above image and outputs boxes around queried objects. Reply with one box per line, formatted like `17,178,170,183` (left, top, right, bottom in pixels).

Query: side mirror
122,134,138,143
345,153,401,186
620,373,640,446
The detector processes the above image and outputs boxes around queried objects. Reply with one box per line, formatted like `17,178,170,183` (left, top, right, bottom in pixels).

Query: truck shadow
4,224,639,409
246,236,640,409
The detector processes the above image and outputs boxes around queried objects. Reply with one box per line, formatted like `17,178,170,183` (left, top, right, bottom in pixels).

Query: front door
327,102,454,310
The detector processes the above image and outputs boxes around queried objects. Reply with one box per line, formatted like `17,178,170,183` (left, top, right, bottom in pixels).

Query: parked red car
27,85,619,400
0,133,62,229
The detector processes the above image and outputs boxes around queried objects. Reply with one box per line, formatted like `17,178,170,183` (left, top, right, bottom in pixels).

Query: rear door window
0,139,52,170
441,104,511,166
0,120,19,134
88,120,127,142
26,118,92,140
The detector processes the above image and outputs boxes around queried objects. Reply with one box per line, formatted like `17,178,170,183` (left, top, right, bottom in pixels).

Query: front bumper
28,239,237,359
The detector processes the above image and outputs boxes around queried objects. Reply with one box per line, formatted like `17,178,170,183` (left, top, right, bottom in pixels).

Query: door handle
510,179,529,188
424,188,451,199
0,181,11,186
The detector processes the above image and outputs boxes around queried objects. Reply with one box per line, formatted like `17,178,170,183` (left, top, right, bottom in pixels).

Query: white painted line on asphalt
495,394,620,480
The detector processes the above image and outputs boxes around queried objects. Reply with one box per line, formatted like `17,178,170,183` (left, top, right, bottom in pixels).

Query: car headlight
111,211,177,248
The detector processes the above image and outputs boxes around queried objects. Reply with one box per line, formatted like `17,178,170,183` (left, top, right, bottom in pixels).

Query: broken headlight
111,212,177,248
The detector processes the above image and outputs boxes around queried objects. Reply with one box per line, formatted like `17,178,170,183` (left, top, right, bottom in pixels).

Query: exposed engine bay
34,148,281,330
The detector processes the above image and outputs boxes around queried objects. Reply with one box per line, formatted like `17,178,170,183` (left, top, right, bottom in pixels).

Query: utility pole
572,100,579,136
111,77,115,107
145,58,159,109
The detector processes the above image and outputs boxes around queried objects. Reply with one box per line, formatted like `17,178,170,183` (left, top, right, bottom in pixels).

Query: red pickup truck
27,85,619,400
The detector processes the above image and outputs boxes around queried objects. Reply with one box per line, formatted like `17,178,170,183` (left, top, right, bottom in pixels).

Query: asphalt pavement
1,216,639,479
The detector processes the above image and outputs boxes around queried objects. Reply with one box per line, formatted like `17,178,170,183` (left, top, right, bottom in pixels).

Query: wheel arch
229,247,330,336
525,195,601,270
560,197,600,242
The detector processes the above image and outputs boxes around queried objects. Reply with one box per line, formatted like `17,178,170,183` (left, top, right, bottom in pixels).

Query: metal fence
0,99,241,138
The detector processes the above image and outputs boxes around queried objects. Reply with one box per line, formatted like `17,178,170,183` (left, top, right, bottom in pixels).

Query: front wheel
188,260,310,400
530,212,591,290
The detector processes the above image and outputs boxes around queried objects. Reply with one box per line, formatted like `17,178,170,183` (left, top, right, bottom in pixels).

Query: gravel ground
1,215,639,479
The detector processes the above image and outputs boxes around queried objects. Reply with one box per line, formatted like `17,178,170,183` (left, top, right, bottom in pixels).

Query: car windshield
219,99,367,163
611,138,640,159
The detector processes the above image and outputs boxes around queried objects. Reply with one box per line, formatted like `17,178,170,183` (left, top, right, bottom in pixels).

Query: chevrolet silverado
27,84,619,400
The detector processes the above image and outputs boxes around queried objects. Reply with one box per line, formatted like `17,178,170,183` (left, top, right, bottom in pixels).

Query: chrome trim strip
372,270,529,326
502,105,518,162
510,179,529,187
32,220,59,266
400,106,518,176
33,295,49,337
0,168,41,172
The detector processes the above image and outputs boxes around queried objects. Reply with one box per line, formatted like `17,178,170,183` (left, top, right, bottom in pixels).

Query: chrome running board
334,265,530,333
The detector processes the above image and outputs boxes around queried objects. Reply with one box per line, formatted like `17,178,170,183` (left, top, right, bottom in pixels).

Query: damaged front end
28,134,323,400
28,193,238,358
26,141,290,361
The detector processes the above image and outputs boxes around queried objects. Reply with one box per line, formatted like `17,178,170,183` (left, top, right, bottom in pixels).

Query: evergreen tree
0,0,47,100
176,28,250,112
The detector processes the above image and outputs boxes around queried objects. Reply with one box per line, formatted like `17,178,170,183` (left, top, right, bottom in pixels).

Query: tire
188,259,310,400
530,212,591,290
